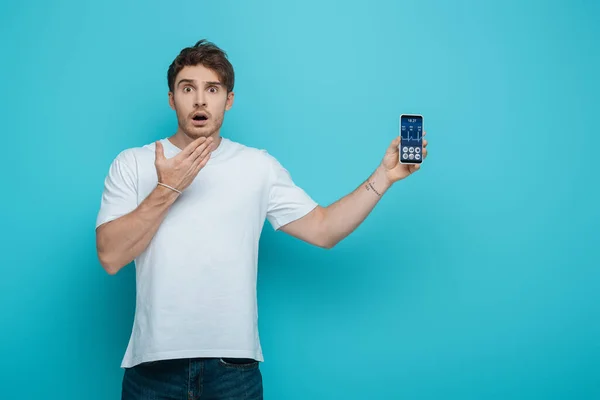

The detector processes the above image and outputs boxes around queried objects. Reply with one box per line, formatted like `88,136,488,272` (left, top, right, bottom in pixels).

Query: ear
225,91,235,111
168,92,175,110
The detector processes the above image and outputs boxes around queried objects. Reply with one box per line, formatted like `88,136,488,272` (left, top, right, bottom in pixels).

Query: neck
168,130,222,151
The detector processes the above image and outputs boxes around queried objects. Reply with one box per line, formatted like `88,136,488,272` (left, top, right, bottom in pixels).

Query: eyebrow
205,81,224,87
176,79,224,88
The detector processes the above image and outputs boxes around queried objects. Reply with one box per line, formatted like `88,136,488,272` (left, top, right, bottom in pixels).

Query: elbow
322,241,338,250
96,226,126,275
97,252,122,275
103,264,120,276
316,212,338,249
96,236,123,275
318,234,338,250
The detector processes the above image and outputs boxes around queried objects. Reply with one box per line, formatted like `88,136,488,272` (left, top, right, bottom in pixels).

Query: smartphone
399,114,424,164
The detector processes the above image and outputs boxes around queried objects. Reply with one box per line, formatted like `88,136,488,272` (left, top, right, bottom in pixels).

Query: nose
194,91,207,108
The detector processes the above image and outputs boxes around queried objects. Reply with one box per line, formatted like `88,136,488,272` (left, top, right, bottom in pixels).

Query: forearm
321,165,392,248
96,186,179,274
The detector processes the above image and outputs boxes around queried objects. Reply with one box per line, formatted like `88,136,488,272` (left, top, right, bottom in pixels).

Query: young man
95,39,428,400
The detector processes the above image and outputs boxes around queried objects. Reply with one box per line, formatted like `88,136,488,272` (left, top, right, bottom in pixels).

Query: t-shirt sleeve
264,152,318,231
95,150,139,229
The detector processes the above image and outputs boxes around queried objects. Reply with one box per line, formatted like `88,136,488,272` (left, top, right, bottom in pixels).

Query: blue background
1,0,599,399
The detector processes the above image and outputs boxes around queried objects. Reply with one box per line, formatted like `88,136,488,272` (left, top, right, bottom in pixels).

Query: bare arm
281,134,428,248
96,186,179,274
280,166,391,249
320,166,392,247
95,136,214,274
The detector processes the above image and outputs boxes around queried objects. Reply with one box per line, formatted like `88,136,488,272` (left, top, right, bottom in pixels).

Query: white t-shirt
95,137,318,368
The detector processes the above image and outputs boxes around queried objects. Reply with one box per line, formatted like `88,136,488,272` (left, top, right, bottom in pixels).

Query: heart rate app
400,116,423,162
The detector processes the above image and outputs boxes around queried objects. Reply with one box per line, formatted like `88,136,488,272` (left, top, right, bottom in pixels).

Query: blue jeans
121,357,263,400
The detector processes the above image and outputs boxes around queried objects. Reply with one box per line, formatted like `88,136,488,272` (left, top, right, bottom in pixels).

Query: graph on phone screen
400,115,423,163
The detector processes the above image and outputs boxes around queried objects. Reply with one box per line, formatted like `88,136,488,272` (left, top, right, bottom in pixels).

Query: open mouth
191,112,209,126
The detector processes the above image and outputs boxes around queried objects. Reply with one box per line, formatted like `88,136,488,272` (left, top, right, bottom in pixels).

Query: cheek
175,106,186,117
218,97,230,110
209,98,227,113
174,99,190,114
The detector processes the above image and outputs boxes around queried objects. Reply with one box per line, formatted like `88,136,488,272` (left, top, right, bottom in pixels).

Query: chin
184,126,214,139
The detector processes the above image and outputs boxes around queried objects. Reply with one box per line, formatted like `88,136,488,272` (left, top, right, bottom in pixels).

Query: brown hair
167,39,235,93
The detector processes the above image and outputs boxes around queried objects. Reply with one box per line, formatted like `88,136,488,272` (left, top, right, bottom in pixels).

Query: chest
136,158,270,231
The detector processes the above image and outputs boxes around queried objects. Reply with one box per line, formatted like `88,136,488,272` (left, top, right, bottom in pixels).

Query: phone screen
400,115,423,164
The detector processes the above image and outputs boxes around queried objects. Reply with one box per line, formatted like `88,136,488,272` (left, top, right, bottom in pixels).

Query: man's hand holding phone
378,130,428,186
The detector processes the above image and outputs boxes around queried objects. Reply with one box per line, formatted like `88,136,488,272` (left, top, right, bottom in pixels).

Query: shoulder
113,147,138,165
109,140,158,171
224,138,281,170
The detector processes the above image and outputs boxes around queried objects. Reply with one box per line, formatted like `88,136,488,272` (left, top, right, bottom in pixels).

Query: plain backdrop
1,0,599,399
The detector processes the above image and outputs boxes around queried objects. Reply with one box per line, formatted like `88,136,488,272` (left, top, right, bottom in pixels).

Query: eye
183,86,193,93
208,86,218,93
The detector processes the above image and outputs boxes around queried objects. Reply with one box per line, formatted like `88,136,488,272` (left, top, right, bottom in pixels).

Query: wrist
153,184,181,204
374,165,393,188
367,166,393,196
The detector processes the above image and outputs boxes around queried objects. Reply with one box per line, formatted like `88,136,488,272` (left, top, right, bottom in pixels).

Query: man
95,39,428,400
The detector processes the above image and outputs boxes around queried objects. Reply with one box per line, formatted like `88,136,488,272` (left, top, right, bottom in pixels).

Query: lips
191,111,209,127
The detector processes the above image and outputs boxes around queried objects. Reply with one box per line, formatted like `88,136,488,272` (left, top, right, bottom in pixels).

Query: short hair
167,39,235,93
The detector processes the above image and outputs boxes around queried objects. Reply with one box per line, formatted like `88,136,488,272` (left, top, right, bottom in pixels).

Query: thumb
387,136,401,154
155,141,165,162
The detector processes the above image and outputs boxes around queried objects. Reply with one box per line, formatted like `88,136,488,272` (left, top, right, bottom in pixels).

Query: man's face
169,64,234,140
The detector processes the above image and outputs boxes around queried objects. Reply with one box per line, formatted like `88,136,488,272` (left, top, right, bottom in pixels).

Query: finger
193,153,211,174
191,137,215,161
388,136,401,153
423,139,428,147
423,130,427,137
423,148,428,158
181,136,207,158
408,164,420,174
155,141,165,162
192,142,214,168
190,140,211,162
199,142,214,160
